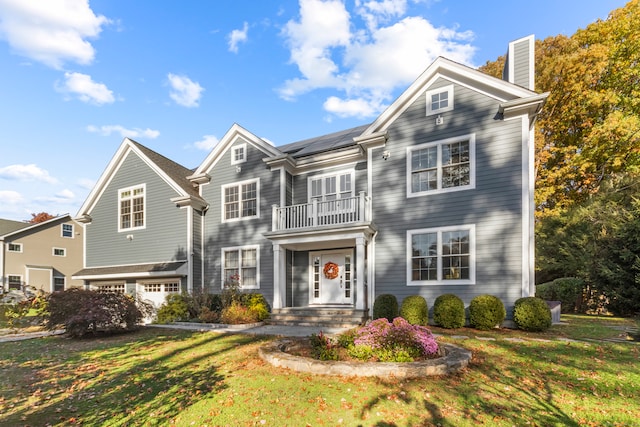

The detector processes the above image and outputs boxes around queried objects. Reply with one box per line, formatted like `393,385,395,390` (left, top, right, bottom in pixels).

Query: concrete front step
268,308,368,328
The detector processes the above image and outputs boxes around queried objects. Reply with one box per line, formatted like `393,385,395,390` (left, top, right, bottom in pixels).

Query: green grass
1,315,638,426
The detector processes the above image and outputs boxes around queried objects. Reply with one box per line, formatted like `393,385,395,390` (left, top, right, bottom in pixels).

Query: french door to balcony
310,250,353,305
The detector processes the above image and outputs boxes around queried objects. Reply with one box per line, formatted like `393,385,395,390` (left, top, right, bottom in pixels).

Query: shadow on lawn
1,328,257,426
357,338,594,427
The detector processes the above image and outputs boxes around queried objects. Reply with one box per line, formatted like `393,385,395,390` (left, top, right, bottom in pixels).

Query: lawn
0,315,638,427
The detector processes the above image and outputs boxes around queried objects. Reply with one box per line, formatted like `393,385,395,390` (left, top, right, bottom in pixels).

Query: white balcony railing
272,192,371,231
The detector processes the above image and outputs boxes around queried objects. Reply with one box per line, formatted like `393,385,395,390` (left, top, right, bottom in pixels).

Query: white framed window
222,245,259,289
426,85,454,116
96,283,126,294
7,242,22,253
53,247,66,257
407,225,475,285
407,134,475,197
222,179,259,222
8,275,22,290
308,170,354,203
231,143,247,165
119,184,145,231
61,223,74,238
53,277,65,292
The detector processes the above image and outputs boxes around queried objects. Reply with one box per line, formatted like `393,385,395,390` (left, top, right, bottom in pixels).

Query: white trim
26,266,53,291
231,143,247,165
507,35,535,91
522,117,535,296
117,183,146,232
426,84,454,116
221,178,260,223
308,249,354,305
406,224,476,286
52,247,66,257
406,134,476,198
221,245,260,290
187,206,193,293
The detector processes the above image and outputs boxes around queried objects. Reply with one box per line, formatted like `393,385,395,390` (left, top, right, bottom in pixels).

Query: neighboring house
1,215,84,293
74,35,547,321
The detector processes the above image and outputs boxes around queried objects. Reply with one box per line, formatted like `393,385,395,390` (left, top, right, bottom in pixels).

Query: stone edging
259,339,472,378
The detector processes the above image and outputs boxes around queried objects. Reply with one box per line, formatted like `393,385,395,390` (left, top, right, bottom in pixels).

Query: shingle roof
73,261,186,278
129,140,202,199
278,124,370,158
0,218,30,237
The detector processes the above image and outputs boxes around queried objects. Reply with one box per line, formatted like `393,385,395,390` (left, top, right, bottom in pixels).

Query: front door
310,250,353,305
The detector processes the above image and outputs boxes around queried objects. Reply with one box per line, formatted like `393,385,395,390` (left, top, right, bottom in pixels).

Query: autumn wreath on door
323,261,339,280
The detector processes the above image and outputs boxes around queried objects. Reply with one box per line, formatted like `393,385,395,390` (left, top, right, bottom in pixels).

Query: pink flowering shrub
352,317,439,362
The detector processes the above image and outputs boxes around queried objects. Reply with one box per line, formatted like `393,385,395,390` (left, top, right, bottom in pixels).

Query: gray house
74,35,547,323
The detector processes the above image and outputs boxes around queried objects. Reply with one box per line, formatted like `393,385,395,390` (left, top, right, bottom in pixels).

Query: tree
28,212,56,224
480,0,640,217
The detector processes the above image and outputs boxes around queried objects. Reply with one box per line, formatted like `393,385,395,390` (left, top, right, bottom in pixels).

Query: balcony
272,192,371,232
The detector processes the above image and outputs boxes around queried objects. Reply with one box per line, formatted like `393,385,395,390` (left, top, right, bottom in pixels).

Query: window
96,283,126,293
142,281,180,293
426,85,454,116
309,171,354,202
222,179,259,221
231,143,247,165
7,242,22,252
53,277,65,292
62,223,74,238
407,225,475,285
119,184,145,231
222,246,259,289
407,134,474,197
8,275,21,290
53,247,66,257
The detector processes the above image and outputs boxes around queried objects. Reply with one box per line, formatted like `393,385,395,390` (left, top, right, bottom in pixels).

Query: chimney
502,35,535,90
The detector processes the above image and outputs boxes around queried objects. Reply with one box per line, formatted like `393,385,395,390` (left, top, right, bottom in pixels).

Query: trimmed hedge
373,294,399,322
400,295,428,326
535,277,585,313
513,297,552,332
433,294,466,329
469,294,506,330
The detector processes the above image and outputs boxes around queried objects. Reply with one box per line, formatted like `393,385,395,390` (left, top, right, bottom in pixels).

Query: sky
0,0,629,222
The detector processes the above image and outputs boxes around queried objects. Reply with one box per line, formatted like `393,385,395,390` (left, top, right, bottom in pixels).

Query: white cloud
167,73,204,108
57,72,115,105
193,135,219,151
279,0,476,118
87,125,160,139
77,178,95,190
36,188,75,204
0,190,24,204
0,0,110,69
0,164,57,184
228,22,249,53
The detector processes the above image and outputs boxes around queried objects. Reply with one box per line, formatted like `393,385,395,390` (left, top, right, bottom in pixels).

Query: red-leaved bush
354,317,439,360
47,288,151,338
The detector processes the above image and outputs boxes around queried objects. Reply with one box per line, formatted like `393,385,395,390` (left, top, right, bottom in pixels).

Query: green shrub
47,289,148,338
336,328,358,348
433,294,466,329
240,293,270,322
513,297,552,332
469,295,506,330
372,294,398,322
156,293,189,324
399,295,428,326
309,331,339,361
536,277,585,313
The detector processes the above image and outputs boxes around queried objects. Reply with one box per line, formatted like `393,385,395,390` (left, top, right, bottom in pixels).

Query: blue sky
0,0,628,221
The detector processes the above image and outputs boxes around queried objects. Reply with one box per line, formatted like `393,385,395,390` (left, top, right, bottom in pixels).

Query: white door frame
309,249,354,305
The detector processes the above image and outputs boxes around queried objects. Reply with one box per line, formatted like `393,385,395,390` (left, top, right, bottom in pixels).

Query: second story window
7,242,22,252
407,134,475,197
223,179,259,222
119,185,145,231
62,223,74,238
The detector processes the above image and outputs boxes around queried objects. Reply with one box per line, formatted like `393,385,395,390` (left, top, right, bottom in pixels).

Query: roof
73,261,187,279
0,218,30,237
0,214,72,239
278,124,370,158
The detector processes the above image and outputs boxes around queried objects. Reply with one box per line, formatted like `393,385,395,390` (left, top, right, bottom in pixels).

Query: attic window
119,184,145,231
426,85,454,116
231,143,247,165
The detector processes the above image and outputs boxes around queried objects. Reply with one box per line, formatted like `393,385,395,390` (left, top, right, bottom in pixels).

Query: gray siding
513,38,532,89
86,152,189,267
201,139,278,302
371,77,525,311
